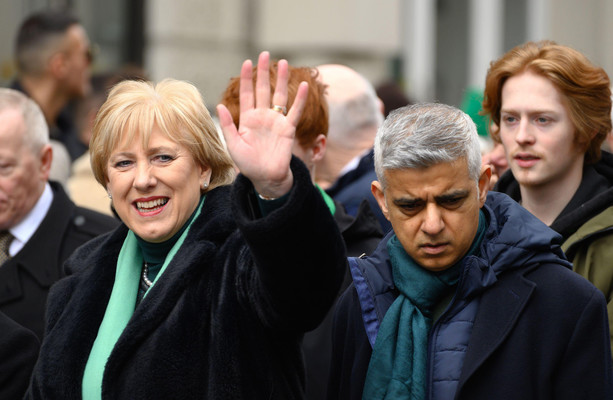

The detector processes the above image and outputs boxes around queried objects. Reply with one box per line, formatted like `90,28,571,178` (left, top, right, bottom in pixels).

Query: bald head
317,64,383,138
315,64,384,188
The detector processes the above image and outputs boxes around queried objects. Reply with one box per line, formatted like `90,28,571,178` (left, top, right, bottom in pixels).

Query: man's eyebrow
392,197,423,207
435,189,470,202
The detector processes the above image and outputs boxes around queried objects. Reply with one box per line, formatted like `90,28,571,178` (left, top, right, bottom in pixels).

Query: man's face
499,70,584,189
59,24,92,98
0,109,50,230
372,158,489,272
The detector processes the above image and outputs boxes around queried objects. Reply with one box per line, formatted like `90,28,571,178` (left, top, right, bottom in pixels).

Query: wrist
252,172,293,201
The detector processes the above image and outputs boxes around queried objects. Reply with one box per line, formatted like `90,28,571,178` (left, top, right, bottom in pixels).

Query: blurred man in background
11,9,93,179
316,64,391,233
0,88,118,340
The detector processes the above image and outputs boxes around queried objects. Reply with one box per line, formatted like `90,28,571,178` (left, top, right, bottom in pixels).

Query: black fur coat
26,159,346,399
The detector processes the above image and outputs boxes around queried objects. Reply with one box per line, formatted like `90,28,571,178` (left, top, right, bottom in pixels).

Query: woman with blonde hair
26,52,346,399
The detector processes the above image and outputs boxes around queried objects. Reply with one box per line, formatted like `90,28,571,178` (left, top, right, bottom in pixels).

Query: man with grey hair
12,9,93,171
327,103,612,399
316,64,390,232
0,88,118,340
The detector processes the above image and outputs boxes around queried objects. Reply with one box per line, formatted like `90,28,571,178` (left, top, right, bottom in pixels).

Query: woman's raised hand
217,51,308,199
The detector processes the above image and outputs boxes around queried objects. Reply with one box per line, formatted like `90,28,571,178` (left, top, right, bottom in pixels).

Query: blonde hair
90,78,235,190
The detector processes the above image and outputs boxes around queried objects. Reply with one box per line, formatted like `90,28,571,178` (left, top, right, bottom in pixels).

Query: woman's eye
114,160,132,168
154,154,174,163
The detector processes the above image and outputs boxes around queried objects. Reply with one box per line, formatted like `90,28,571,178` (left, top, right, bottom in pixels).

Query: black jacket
303,199,383,400
495,151,613,242
495,151,613,353
0,182,119,339
326,149,391,233
0,311,39,400
26,159,346,399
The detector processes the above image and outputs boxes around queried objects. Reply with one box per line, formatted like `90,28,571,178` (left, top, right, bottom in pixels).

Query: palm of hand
216,51,308,198
231,108,295,184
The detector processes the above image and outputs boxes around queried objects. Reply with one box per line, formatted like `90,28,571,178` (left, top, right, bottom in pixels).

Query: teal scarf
81,197,205,399
362,210,486,400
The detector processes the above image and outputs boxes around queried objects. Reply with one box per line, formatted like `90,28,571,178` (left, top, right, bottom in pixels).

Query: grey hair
374,102,482,188
0,88,49,152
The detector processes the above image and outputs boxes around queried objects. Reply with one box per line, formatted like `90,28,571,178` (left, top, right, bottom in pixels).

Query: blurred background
2,0,613,112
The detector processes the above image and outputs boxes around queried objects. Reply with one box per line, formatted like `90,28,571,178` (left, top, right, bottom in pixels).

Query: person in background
0,311,39,400
12,9,93,177
220,60,383,400
316,64,391,233
481,141,508,189
375,81,412,118
0,88,118,340
327,102,612,399
26,52,346,399
483,40,613,351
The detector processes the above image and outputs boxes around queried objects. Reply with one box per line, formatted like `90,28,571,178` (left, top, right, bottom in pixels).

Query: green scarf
81,198,205,399
362,210,486,400
316,184,336,216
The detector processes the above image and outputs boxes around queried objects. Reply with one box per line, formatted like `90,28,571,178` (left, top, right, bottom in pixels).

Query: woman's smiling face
106,124,210,243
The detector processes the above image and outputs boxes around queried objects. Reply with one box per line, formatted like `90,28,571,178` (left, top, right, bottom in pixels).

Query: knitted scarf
362,210,486,399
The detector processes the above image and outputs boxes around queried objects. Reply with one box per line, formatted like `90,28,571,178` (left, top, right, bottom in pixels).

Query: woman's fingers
216,104,239,147
239,59,254,117
286,81,308,127
272,59,289,113
235,51,301,126
255,51,271,109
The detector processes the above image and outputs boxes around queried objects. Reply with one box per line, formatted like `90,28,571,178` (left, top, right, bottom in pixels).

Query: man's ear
478,164,492,207
39,144,53,181
310,134,326,163
371,180,390,221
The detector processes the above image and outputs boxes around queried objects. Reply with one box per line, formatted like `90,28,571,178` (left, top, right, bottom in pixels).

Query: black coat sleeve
232,156,347,332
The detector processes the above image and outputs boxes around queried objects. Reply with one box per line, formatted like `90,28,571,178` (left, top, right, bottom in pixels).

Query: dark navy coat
328,192,613,400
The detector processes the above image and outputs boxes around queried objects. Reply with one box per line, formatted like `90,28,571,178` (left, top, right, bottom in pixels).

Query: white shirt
338,148,372,177
8,183,54,256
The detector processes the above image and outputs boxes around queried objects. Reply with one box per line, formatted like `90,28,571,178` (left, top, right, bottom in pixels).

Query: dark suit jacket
0,311,39,400
0,182,119,339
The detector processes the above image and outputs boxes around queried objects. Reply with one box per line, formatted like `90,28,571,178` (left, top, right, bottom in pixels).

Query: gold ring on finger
272,105,287,115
